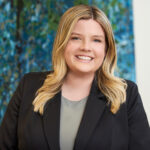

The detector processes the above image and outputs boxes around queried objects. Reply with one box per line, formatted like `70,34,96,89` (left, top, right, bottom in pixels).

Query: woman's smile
75,55,94,63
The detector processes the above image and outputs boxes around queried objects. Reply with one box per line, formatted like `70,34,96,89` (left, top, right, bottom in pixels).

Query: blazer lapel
74,80,107,150
42,91,61,150
42,80,107,150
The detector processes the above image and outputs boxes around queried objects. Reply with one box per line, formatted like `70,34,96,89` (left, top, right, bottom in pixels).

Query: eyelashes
93,39,102,43
70,36,80,40
70,36,102,43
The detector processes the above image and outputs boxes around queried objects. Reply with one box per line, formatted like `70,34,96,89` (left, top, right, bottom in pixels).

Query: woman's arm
127,81,150,150
0,75,26,150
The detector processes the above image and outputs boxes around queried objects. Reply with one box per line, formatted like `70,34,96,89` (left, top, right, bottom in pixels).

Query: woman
0,4,150,150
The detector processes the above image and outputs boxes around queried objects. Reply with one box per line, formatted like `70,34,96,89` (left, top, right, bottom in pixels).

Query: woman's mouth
76,55,93,61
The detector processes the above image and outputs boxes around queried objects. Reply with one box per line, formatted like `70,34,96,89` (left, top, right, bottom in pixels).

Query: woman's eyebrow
71,32,81,36
92,35,105,38
72,32,104,37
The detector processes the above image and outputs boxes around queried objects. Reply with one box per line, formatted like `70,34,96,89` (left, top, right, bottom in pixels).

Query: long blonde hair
33,5,127,115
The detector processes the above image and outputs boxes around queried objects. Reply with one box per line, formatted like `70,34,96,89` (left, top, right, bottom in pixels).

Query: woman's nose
80,40,91,51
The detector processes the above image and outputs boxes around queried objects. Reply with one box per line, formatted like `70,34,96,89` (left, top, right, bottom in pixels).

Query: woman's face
64,19,106,76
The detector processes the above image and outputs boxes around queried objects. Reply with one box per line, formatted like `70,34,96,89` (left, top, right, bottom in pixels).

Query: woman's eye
94,39,101,43
71,37,80,40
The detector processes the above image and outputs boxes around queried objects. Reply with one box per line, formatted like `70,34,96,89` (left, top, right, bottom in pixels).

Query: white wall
133,0,150,123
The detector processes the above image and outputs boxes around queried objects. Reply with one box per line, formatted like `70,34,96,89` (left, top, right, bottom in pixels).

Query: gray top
59,95,88,150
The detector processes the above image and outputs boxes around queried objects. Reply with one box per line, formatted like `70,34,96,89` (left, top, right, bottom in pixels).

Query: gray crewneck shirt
59,95,88,150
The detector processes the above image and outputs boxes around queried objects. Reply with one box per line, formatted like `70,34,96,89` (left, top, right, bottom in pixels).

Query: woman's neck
62,71,95,101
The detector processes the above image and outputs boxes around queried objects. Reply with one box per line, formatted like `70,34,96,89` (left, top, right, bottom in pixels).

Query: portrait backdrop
0,0,135,123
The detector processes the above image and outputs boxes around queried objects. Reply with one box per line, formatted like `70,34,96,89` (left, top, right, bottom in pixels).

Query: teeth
77,56,92,60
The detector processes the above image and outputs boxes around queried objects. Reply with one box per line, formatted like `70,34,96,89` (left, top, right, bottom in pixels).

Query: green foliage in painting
74,0,89,5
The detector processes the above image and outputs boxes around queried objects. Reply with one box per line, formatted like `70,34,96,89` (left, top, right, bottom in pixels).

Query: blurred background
0,0,149,124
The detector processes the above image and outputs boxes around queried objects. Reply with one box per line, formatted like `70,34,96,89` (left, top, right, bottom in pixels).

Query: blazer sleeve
0,75,26,150
127,81,150,150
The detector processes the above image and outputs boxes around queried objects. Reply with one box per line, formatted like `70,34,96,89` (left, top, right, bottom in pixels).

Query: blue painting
0,0,135,123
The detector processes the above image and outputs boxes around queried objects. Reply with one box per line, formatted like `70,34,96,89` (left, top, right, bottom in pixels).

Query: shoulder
18,71,52,92
124,80,144,113
125,80,139,100
23,71,51,80
125,80,139,96
22,71,51,84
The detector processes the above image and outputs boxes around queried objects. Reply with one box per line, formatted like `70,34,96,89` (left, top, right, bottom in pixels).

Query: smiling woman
62,19,106,101
0,4,150,150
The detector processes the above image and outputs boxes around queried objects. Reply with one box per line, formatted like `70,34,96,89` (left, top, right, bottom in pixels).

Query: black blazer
0,72,150,150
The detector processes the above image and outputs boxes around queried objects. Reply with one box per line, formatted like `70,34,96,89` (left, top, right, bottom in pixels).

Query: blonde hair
33,5,127,115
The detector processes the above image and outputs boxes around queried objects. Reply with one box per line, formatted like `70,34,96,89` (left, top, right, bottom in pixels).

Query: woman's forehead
70,19,105,36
